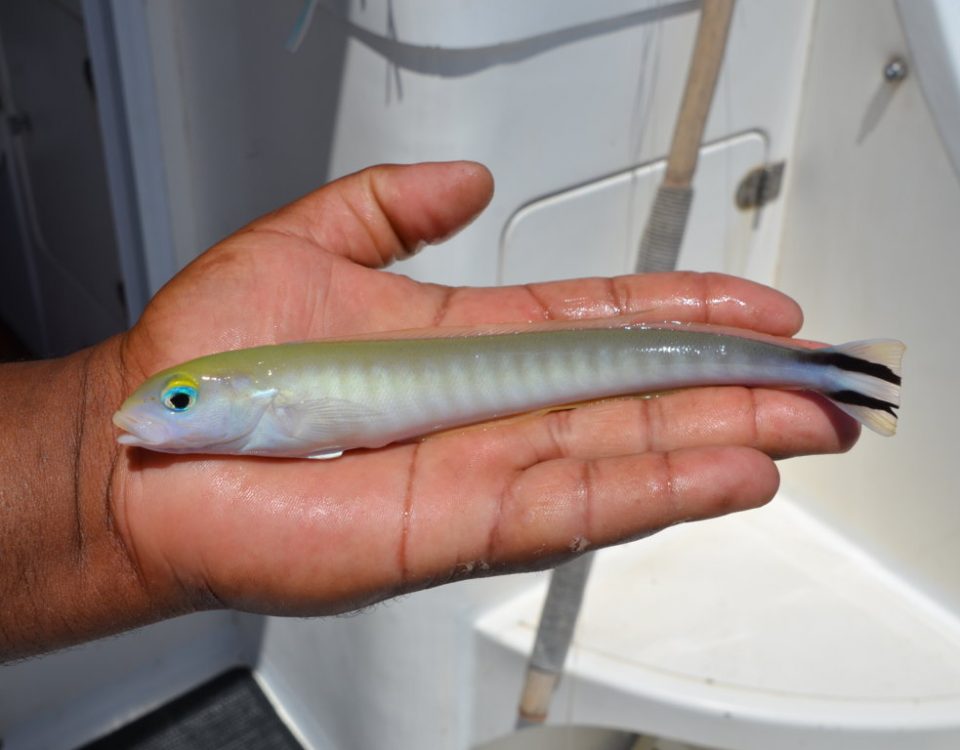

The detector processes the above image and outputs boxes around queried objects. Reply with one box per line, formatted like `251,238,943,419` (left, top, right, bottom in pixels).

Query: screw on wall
858,56,909,144
884,56,908,83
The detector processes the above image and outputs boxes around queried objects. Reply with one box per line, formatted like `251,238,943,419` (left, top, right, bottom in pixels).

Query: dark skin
0,162,857,661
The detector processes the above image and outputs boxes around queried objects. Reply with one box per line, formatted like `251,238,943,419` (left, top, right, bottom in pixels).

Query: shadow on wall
0,0,355,354
0,0,126,357
335,0,697,77
156,0,352,275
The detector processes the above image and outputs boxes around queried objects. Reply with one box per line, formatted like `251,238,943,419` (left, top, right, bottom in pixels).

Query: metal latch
736,161,785,209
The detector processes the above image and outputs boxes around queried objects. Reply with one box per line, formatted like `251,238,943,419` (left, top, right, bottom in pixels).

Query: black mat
81,668,302,750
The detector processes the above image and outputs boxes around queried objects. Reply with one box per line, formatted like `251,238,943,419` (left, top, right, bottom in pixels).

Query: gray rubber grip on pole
635,184,694,274
516,554,595,728
530,555,594,672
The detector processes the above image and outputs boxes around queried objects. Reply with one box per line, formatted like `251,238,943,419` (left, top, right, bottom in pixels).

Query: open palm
108,162,856,617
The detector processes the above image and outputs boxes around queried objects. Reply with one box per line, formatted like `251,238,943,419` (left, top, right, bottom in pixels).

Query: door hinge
736,161,786,209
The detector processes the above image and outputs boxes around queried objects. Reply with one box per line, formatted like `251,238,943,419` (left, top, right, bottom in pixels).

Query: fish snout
113,407,170,446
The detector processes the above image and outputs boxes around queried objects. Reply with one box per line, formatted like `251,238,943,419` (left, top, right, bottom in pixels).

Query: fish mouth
112,409,169,447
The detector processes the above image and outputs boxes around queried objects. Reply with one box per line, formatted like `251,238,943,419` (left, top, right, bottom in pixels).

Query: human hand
98,162,856,623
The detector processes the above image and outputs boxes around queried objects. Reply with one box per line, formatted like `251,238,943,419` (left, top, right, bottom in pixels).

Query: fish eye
162,385,198,412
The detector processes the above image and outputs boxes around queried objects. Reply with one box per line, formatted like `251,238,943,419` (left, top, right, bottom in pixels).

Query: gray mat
81,668,302,750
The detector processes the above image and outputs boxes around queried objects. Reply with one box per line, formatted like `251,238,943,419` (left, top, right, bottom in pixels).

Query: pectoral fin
270,395,382,444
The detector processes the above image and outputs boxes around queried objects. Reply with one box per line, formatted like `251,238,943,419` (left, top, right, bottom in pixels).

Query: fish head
113,366,275,454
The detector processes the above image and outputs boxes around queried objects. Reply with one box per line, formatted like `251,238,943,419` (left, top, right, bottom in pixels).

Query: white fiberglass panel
897,0,960,181
499,133,767,285
474,499,960,749
778,0,960,616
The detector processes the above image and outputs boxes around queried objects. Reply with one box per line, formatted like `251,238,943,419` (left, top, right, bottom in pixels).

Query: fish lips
113,408,171,447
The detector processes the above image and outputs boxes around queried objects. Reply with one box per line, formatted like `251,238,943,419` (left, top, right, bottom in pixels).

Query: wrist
0,337,193,661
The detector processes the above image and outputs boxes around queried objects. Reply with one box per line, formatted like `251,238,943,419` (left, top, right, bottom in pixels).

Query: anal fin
305,449,344,460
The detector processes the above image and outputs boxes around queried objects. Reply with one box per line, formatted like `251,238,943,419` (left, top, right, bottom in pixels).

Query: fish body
113,325,904,458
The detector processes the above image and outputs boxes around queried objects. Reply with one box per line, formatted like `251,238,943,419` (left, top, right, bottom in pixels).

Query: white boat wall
1,1,958,748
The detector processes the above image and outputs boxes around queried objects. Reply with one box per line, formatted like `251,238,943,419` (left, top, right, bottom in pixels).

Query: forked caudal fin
815,339,905,436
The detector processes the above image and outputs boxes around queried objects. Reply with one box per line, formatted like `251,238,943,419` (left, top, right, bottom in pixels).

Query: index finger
389,270,805,337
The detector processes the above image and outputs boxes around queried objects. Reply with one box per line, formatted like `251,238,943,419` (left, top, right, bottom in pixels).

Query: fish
112,323,904,459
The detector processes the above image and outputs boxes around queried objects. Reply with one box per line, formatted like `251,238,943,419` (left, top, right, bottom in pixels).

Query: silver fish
113,324,904,458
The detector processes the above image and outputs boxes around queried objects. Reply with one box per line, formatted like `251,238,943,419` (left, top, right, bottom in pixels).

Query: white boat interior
1,1,957,748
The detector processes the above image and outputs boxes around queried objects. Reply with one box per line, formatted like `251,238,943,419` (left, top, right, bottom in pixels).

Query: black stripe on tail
817,339,903,436
828,389,899,417
814,351,901,386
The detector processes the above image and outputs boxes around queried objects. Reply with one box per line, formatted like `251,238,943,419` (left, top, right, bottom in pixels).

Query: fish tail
813,339,905,436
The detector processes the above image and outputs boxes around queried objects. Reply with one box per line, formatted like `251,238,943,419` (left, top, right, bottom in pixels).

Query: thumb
251,161,495,268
